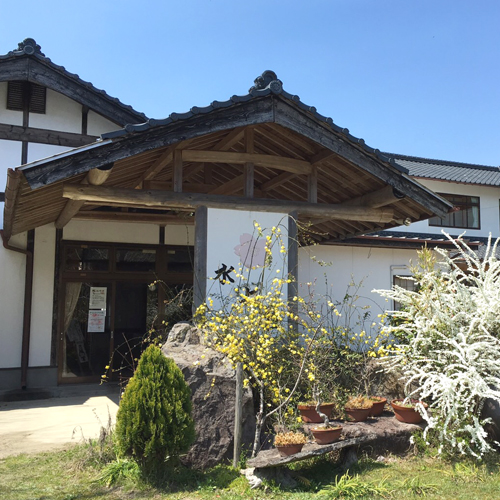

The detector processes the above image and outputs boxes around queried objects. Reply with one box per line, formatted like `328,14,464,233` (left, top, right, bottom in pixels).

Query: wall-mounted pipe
1,229,33,389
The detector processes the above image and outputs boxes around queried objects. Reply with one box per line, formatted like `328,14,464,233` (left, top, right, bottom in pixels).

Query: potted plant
368,396,387,417
391,399,428,424
298,401,335,423
310,389,342,445
274,431,307,456
344,395,373,422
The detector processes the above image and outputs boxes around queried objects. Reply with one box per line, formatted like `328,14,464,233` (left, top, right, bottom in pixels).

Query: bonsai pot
391,399,428,424
276,443,305,456
345,406,371,422
311,425,342,445
298,403,335,423
369,397,387,417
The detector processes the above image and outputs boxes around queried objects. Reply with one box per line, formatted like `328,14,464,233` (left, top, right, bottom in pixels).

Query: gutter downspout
1,229,33,389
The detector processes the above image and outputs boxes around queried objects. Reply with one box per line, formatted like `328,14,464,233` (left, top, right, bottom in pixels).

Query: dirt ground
0,389,119,459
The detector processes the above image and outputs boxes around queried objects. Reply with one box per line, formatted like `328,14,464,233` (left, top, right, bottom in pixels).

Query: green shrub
115,345,195,470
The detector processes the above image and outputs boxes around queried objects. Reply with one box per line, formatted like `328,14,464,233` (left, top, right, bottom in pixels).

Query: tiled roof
388,153,500,186
1,38,147,123
101,70,408,174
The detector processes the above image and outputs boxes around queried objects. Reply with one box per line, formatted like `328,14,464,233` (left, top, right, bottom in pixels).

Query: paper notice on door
89,287,107,310
88,310,106,333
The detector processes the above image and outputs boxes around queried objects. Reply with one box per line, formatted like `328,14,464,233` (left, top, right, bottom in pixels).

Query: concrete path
0,386,120,459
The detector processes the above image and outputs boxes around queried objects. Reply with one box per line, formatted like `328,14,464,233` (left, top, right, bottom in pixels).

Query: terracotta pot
391,399,428,424
276,443,305,456
311,426,342,445
369,397,387,417
345,406,371,422
298,403,335,423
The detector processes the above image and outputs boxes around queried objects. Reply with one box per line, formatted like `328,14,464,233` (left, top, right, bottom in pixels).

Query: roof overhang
3,72,453,243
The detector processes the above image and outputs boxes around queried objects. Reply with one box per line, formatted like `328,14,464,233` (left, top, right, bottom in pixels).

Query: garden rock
162,323,255,469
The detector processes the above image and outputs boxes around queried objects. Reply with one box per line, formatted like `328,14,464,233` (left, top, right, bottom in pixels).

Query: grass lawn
0,443,499,500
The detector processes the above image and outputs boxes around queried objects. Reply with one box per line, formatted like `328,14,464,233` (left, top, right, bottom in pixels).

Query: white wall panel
0,232,27,368
165,224,194,246
87,110,122,136
27,143,71,163
29,224,56,367
29,89,81,133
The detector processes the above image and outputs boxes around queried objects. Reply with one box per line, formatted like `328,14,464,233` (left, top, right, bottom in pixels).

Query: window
429,194,480,229
7,81,46,114
393,275,417,311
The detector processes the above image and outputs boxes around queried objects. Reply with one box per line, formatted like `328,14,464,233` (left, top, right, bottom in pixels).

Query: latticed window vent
6,81,47,114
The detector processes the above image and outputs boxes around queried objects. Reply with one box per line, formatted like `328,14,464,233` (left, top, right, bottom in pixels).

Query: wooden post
193,206,208,313
233,362,244,468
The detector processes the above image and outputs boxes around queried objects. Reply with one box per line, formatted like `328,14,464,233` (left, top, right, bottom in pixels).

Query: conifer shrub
115,344,195,471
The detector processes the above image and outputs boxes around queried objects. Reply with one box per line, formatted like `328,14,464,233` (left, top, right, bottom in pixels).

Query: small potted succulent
344,395,373,422
274,431,308,456
309,389,342,445
391,398,428,424
368,395,387,417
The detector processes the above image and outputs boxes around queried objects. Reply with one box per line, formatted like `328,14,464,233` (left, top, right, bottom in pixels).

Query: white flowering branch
374,233,500,457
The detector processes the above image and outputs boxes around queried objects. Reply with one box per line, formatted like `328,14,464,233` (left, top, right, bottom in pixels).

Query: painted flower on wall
234,233,266,268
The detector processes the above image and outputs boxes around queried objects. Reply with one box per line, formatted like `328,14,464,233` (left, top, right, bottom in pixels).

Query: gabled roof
4,71,453,242
0,38,147,126
389,153,500,187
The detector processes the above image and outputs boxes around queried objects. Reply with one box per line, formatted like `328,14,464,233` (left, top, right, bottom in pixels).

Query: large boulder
161,323,255,469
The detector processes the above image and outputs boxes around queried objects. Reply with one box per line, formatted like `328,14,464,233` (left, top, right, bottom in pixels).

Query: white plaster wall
0,82,23,125
0,140,22,228
392,180,500,238
0,232,27,369
164,224,194,245
29,89,82,133
63,220,159,244
298,244,418,324
87,110,122,137
29,224,56,367
206,209,288,305
27,143,71,164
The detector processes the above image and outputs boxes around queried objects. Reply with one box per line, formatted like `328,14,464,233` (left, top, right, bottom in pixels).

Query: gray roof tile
387,153,500,186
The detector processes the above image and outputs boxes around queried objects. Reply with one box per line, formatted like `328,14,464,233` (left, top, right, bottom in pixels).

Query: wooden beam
2,169,22,240
244,128,254,198
343,185,405,208
181,150,312,175
143,180,214,193
133,147,174,188
55,163,114,229
309,148,337,165
74,211,194,225
260,172,297,192
0,122,99,148
183,162,205,182
63,185,395,223
213,127,245,151
173,149,183,192
209,175,244,195
308,166,318,203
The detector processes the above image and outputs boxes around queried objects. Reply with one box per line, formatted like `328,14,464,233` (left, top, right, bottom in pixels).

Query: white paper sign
89,287,107,310
88,310,106,333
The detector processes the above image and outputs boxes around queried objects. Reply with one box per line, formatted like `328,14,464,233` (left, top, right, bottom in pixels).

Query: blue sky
1,0,499,166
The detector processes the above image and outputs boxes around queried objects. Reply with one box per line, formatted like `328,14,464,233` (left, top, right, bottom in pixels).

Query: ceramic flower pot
276,443,305,456
391,399,428,424
345,406,371,422
298,403,335,423
311,426,342,445
369,397,387,417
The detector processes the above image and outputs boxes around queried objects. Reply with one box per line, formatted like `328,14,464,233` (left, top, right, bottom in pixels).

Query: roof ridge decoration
248,70,283,93
11,38,44,56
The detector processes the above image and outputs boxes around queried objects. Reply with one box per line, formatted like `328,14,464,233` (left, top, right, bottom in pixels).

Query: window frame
428,193,480,230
